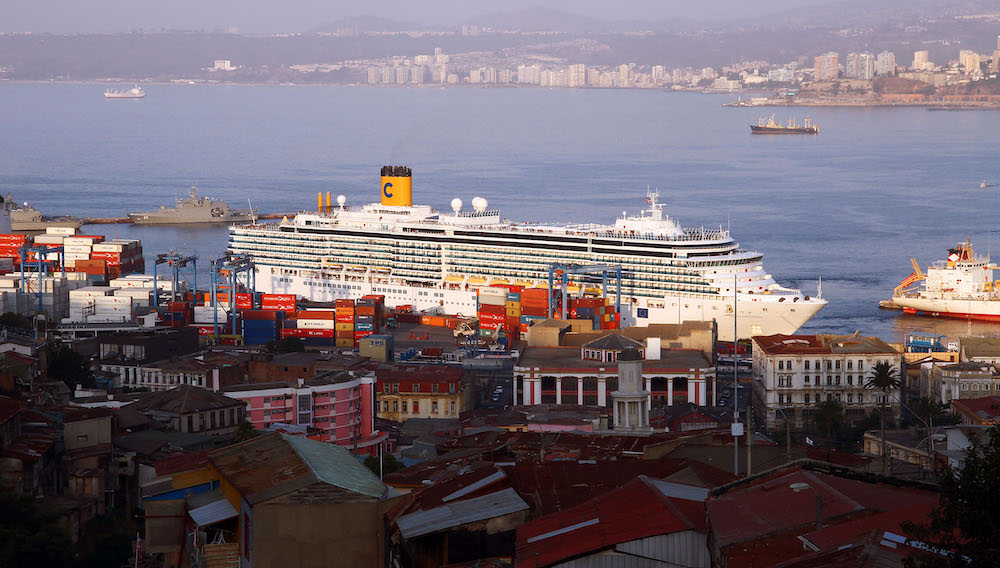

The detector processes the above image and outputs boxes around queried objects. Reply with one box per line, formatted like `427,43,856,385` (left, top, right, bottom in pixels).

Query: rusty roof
208,432,386,504
0,396,21,425
127,385,243,415
153,450,211,477
516,475,708,568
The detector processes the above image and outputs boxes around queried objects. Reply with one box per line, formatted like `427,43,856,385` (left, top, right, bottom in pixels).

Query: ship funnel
317,192,322,213
326,192,332,213
380,165,412,207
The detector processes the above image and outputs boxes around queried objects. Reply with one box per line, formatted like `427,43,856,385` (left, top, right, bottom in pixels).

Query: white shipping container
92,243,124,253
478,286,507,297
45,227,76,236
95,296,131,306
33,235,65,244
194,313,228,324
63,245,92,254
478,295,506,306
62,237,96,246
64,253,91,262
69,286,112,299
86,315,127,324
69,300,95,308
298,318,336,329
94,306,131,314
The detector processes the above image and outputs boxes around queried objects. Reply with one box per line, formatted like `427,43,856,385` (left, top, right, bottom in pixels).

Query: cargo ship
105,85,146,99
891,239,1000,321
750,116,818,134
129,185,254,225
228,166,828,341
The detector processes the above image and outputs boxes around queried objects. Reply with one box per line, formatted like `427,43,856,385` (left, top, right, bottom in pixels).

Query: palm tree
813,399,845,443
234,420,259,442
865,361,901,475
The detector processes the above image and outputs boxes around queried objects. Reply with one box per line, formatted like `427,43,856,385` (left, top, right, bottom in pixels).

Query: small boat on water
750,116,819,134
981,180,989,188
105,85,146,99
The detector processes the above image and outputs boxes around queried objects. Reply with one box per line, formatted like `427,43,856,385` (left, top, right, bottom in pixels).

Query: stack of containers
504,287,523,340
92,294,132,323
296,309,336,346
334,299,356,348
476,287,507,337
519,288,550,334
193,305,229,324
91,239,144,279
241,309,282,345
355,296,383,343
68,286,112,322
261,294,296,314
0,234,29,266
164,301,192,327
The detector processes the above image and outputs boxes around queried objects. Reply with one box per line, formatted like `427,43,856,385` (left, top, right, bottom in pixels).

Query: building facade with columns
514,334,716,409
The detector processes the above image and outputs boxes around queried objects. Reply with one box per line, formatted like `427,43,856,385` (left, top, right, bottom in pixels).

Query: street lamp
790,482,823,531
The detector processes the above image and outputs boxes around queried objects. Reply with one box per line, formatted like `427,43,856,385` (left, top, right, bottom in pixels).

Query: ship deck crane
893,258,925,297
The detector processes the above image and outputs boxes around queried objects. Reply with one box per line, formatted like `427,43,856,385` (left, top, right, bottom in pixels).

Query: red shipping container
241,310,280,320
356,306,376,316
335,299,355,307
301,329,334,338
506,317,520,330
354,330,373,340
480,321,498,330
479,312,505,323
361,294,385,302
236,293,252,309
478,304,505,314
298,310,335,319
262,293,295,303
335,314,355,323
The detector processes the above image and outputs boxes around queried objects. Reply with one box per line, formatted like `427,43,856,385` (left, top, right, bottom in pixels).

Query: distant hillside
311,16,426,34
872,76,935,95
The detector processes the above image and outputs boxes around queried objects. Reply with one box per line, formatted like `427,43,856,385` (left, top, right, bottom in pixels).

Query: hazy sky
1,0,836,34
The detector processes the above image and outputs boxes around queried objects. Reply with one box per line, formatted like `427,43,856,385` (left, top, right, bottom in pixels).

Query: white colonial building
752,334,902,430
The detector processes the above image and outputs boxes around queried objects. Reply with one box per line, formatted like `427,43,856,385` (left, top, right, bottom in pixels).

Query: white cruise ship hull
257,268,824,341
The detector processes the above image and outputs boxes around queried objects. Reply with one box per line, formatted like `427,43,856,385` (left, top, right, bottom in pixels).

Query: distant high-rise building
856,52,876,80
432,64,447,83
586,68,601,86
876,51,896,75
517,64,540,85
414,55,433,66
767,68,795,82
960,50,982,75
991,50,1000,74
814,52,839,80
395,66,409,84
213,60,232,71
651,65,665,84
568,64,586,87
367,68,379,84
380,66,396,84
434,48,448,65
410,66,425,84
468,68,482,83
618,64,632,87
912,50,930,70
497,69,513,84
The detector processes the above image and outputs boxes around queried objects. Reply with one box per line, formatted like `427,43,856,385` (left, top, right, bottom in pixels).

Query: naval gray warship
129,185,254,225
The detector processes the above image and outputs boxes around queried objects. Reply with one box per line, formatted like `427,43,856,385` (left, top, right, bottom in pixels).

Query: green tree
48,345,93,389
903,427,1000,567
234,420,259,442
866,361,901,475
73,512,133,568
813,399,845,442
265,337,305,353
364,453,405,477
0,489,73,568
0,312,30,329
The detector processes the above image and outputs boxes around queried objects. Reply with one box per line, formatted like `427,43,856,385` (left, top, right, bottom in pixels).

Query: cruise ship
228,166,827,341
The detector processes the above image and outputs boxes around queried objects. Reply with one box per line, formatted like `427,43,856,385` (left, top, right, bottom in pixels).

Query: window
858,394,864,403
383,401,389,412
432,401,438,413
187,415,194,432
384,385,390,393
393,401,398,411
827,394,833,402
804,360,811,370
826,376,832,386
210,412,217,430
847,361,853,370
412,383,420,392
835,360,841,370
835,376,841,385
847,393,853,403
449,383,455,394
858,360,864,370
450,401,456,414
401,401,407,412
392,384,399,393
432,384,439,394
826,361,832,370
804,375,811,384
778,360,784,370
805,393,811,403
847,375,853,385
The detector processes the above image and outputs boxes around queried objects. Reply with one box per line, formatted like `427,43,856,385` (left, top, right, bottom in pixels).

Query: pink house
223,371,385,456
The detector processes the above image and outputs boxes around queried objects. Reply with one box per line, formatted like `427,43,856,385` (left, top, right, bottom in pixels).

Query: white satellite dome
472,197,488,212
337,195,347,207
450,198,463,213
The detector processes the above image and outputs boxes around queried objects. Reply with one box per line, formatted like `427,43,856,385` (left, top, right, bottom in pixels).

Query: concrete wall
253,500,396,568
64,416,112,451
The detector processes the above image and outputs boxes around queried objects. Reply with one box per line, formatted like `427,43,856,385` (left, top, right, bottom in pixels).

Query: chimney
645,337,661,360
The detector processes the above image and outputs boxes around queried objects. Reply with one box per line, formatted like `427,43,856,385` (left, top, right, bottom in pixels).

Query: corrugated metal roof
283,434,387,499
397,488,529,539
189,496,239,527
646,478,710,502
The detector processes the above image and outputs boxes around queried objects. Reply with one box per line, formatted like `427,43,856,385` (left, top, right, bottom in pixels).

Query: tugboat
750,116,819,134
128,185,254,225
105,85,146,99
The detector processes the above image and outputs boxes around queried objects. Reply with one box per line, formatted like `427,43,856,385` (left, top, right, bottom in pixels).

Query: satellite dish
337,195,347,208
450,198,462,213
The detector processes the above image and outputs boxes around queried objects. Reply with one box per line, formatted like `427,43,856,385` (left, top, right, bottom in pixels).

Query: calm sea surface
1,82,999,342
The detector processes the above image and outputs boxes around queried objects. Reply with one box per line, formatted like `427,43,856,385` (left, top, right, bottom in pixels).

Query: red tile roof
516,475,707,568
752,334,897,356
951,396,1000,420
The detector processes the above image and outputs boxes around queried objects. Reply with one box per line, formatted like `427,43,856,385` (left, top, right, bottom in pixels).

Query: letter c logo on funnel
383,182,393,198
